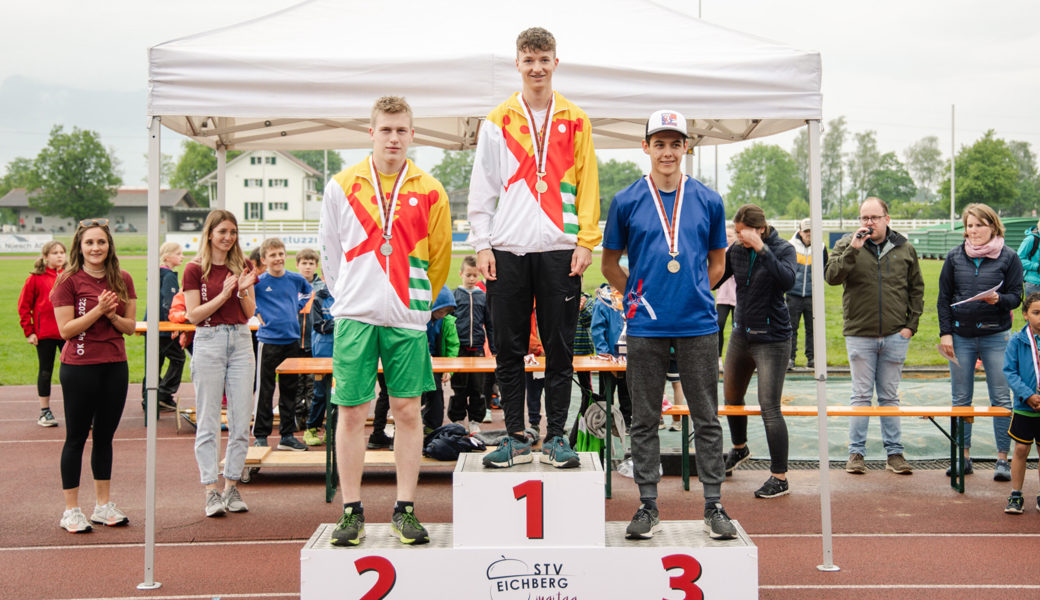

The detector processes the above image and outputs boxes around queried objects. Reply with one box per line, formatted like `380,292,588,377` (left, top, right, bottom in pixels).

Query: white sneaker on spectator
60,508,92,533
90,501,129,526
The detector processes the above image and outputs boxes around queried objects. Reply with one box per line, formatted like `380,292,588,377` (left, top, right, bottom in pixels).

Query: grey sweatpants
626,334,725,502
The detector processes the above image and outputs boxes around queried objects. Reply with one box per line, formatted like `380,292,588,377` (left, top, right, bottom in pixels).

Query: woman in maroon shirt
50,219,137,533
18,240,67,427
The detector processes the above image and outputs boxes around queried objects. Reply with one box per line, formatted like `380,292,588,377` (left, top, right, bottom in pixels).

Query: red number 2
513,479,544,539
355,555,396,600
661,553,703,600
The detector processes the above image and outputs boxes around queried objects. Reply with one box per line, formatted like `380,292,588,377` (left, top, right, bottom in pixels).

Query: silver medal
380,242,393,256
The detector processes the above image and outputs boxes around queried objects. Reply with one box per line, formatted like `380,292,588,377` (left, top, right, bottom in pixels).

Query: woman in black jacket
937,203,1022,481
719,204,796,499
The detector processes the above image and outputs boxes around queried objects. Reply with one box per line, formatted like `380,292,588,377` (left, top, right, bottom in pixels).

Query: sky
1,0,1038,193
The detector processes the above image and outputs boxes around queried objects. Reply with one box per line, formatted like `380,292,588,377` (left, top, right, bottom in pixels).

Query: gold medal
521,96,555,198
667,259,680,273
535,179,548,194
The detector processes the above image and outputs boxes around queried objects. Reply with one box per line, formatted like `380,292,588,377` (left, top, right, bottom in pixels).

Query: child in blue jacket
1001,292,1040,514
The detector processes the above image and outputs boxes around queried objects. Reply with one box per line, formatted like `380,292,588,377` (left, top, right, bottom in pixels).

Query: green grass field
0,252,1012,386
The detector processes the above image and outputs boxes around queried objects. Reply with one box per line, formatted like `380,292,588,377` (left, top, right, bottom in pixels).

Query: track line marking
0,436,194,444
64,594,296,600
753,532,1040,538
762,585,1040,590
1,539,305,552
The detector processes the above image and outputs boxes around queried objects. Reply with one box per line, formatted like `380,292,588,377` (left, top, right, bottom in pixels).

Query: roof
147,0,821,151
0,188,196,209
198,150,322,184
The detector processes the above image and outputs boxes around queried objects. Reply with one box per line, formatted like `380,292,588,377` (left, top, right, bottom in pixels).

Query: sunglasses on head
78,218,110,228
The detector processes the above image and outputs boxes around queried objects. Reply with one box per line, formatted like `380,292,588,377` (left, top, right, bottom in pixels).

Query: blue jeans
949,331,1012,453
191,324,255,485
846,333,910,457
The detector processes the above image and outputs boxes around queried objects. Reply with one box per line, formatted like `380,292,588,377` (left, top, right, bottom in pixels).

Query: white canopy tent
143,0,830,590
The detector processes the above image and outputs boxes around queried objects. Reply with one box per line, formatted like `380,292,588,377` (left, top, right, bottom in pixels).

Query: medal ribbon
369,156,407,240
1028,324,1040,393
520,93,556,183
644,174,686,257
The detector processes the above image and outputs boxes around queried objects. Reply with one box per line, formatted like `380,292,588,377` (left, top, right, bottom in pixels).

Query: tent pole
217,146,227,210
138,116,163,591
808,119,839,572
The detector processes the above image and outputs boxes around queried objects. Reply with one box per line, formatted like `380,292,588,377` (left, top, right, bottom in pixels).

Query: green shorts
331,319,435,406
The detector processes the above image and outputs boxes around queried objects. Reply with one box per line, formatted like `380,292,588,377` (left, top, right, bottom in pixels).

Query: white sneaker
668,421,682,432
90,501,129,526
60,508,93,533
469,423,481,435
37,409,58,427
205,489,226,517
482,412,493,423
223,486,248,513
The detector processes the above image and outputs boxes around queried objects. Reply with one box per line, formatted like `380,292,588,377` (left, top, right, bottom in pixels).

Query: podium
301,452,758,598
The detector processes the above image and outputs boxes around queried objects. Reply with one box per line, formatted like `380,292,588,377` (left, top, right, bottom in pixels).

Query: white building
199,150,323,222
0,187,198,235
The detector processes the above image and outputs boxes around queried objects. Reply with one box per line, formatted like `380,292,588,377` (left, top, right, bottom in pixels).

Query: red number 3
661,553,703,600
355,556,396,600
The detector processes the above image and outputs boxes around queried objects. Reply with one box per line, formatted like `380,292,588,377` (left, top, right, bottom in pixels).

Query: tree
790,129,809,202
169,141,241,207
939,130,1018,214
846,130,881,203
597,158,643,214
0,156,35,197
290,150,343,182
822,116,848,217
430,150,474,192
1008,140,1040,215
903,136,943,203
725,143,803,217
140,152,174,186
865,152,916,215
28,125,122,222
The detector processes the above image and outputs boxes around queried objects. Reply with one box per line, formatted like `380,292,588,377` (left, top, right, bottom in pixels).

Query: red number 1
661,553,703,600
513,479,544,539
355,555,396,600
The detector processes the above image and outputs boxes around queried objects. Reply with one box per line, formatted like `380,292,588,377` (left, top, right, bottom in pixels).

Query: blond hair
962,203,1005,238
259,237,285,258
159,241,182,266
31,240,67,275
371,96,413,128
195,210,246,279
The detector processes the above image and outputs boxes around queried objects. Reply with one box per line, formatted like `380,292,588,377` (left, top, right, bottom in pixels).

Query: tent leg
138,116,163,591
808,119,839,573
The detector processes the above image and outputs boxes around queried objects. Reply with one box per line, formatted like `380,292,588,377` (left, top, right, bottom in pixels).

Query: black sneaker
754,476,790,499
390,506,430,545
277,435,307,451
945,458,973,476
253,438,268,447
724,446,751,475
330,507,365,546
367,430,394,450
625,505,661,539
1004,493,1024,514
704,503,737,540
157,398,177,412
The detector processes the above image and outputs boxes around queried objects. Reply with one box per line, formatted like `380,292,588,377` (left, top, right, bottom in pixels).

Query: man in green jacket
825,197,924,476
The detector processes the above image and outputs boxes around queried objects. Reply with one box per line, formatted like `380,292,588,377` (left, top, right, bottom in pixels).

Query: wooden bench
663,404,1013,493
276,355,626,501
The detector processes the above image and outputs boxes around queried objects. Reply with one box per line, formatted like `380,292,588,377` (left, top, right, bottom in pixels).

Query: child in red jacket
18,241,68,426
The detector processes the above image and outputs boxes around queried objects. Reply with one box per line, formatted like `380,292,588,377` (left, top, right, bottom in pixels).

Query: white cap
646,109,688,138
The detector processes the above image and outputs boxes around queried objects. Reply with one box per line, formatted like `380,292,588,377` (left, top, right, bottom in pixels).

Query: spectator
421,286,458,433
141,241,185,415
1016,219,1040,296
787,218,827,370
449,256,494,431
294,249,321,432
51,219,137,532
716,226,737,366
825,197,923,476
937,203,1021,480
18,240,67,427
590,284,631,428
183,210,258,517
719,204,796,499
1001,292,1040,514
252,238,312,451
303,265,334,447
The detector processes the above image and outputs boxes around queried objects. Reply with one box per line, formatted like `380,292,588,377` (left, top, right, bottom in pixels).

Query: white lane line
762,585,1040,590
63,590,297,594
0,436,194,444
2,539,306,552
753,532,1040,538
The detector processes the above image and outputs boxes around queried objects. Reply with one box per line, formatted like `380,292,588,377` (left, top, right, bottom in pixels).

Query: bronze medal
535,179,548,194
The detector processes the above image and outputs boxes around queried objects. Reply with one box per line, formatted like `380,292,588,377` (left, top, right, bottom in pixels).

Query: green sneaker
303,428,324,446
330,507,365,546
482,436,533,468
390,506,430,545
541,435,580,468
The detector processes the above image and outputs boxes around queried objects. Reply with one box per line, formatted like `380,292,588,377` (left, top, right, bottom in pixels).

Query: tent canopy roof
147,0,821,151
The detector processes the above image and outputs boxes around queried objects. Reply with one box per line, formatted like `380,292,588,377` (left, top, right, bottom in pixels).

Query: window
250,156,261,165
244,202,263,220
265,156,277,165
268,178,289,187
268,202,289,211
34,216,43,224
244,179,263,187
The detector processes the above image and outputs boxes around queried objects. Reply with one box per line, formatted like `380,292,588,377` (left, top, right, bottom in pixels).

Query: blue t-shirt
602,175,727,337
254,270,312,344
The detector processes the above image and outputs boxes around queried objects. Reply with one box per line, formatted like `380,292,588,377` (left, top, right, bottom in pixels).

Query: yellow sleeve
426,179,453,295
574,111,602,250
